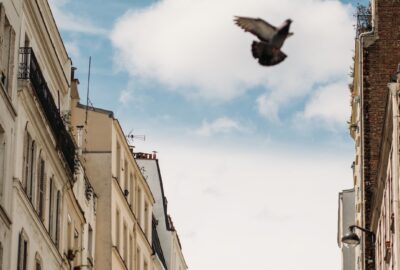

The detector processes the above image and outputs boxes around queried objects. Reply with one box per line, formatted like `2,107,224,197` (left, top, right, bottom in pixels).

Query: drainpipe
358,26,374,270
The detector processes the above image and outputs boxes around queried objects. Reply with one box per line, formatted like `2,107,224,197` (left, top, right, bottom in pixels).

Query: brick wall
362,1,400,269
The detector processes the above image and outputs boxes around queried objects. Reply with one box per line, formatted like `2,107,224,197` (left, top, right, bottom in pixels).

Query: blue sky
49,0,368,269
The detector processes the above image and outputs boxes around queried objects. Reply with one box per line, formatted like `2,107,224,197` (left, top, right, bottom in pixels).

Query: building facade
70,90,160,270
340,0,400,269
0,1,188,270
0,0,98,269
136,153,188,270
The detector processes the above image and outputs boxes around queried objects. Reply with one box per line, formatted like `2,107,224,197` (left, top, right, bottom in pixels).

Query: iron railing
356,4,372,36
18,47,76,175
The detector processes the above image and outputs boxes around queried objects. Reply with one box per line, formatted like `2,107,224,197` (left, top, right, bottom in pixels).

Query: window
73,228,79,264
22,132,36,201
137,187,142,225
67,217,72,249
144,202,149,237
34,253,42,270
124,160,128,192
49,178,60,246
55,191,60,246
88,224,93,259
0,125,5,198
123,222,127,262
129,173,134,207
17,230,28,270
48,177,54,232
129,235,133,270
0,241,3,270
136,248,141,270
36,158,46,221
116,209,120,250
0,5,16,97
116,143,121,182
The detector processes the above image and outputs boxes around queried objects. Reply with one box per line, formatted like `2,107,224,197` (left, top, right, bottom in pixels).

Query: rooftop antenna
126,130,146,145
85,56,92,124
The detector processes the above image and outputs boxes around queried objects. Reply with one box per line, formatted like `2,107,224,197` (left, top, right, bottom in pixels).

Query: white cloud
133,138,353,270
111,0,354,120
297,81,351,130
195,117,247,136
119,89,134,105
48,0,107,35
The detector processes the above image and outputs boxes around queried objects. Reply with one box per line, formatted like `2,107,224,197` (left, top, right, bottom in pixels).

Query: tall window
0,241,3,270
123,222,127,262
34,254,42,270
124,160,128,192
137,187,142,225
144,202,149,237
36,158,46,221
116,209,120,250
130,173,134,207
136,248,141,270
55,191,60,247
88,224,93,259
67,217,73,250
116,143,121,182
22,132,36,201
129,235,133,270
0,5,16,97
49,178,60,246
17,230,28,270
0,125,5,198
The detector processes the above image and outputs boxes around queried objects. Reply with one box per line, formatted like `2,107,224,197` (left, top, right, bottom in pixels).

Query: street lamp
341,225,375,247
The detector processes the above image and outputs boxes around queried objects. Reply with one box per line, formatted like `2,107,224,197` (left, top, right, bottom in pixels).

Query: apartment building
135,153,188,270
338,0,400,269
70,85,156,270
0,0,19,268
0,0,98,269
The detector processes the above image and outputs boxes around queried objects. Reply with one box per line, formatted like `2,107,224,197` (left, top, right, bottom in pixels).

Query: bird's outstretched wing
234,16,277,42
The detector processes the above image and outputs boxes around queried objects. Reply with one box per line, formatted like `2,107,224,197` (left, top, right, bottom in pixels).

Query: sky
49,0,368,269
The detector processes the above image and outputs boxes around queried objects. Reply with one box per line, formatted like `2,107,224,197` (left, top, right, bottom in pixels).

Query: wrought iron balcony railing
18,47,76,175
356,4,372,36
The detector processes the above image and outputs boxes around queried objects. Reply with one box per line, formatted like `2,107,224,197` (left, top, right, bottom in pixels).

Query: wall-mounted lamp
341,225,375,247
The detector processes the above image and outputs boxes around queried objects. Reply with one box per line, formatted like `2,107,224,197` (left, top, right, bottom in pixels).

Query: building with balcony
70,87,157,270
339,0,400,269
135,153,188,270
0,0,98,269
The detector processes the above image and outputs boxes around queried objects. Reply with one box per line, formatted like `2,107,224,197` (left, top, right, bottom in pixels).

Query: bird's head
285,19,293,25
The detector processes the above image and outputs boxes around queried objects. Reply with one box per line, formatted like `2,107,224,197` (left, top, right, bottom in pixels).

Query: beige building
71,87,157,270
0,1,189,270
0,0,97,269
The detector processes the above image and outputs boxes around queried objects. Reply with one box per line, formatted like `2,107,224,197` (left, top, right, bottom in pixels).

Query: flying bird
234,16,293,66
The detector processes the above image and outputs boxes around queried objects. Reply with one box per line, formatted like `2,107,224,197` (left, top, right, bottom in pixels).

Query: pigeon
234,16,293,66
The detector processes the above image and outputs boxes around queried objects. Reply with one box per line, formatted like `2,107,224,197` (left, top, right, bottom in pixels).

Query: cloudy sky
49,0,368,269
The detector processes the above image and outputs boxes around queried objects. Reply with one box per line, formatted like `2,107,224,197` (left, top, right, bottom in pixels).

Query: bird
234,16,293,66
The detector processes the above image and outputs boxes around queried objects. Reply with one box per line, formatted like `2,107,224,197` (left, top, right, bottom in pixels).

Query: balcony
18,47,76,176
356,4,372,37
